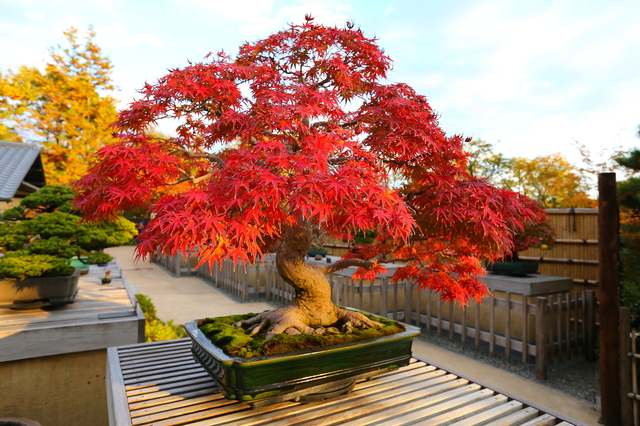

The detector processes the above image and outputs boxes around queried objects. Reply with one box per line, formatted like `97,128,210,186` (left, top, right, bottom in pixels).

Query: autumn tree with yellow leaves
0,26,118,184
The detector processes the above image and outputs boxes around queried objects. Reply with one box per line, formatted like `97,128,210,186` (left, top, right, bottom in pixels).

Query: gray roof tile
0,141,43,201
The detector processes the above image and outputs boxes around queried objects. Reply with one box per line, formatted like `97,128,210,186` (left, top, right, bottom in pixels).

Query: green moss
198,310,405,359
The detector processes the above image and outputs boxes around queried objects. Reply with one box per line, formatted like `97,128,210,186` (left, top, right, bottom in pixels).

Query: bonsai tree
74,18,540,338
0,185,136,279
504,196,555,261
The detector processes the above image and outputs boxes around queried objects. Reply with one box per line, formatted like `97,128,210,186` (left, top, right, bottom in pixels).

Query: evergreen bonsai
74,18,544,339
0,185,136,280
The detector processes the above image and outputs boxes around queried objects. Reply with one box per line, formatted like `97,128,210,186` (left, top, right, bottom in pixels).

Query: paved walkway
107,245,601,425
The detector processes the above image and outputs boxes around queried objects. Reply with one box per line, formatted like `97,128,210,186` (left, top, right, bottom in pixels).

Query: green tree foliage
464,140,595,208
464,139,513,187
0,185,136,279
0,26,118,184
616,147,640,326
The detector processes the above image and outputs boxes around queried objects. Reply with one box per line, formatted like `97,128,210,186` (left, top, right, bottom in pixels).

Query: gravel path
418,331,599,404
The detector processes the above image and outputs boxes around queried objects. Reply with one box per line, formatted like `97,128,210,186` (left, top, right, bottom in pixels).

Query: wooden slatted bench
107,338,587,426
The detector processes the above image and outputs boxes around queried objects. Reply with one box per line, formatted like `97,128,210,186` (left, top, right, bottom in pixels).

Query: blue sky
1,0,638,167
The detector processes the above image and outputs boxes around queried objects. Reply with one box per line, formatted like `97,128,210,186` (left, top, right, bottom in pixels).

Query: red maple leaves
74,18,541,305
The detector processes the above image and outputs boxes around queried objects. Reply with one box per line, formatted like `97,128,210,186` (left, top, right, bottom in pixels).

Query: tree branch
322,258,374,274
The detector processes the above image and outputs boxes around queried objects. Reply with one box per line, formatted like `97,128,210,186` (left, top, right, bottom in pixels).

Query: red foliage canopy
74,17,539,304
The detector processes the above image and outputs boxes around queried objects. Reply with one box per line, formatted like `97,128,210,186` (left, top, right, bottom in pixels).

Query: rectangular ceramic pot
0,268,80,308
184,312,420,406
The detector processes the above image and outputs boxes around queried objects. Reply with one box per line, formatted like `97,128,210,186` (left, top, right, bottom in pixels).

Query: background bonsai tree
503,196,555,261
74,17,540,338
0,185,136,279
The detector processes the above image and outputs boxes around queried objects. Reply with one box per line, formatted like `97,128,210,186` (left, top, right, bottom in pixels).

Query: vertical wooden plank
573,293,579,357
565,292,571,358
358,279,364,311
437,296,443,335
536,297,548,380
448,301,454,340
489,295,495,354
599,172,621,426
380,277,388,318
369,280,374,313
585,290,596,362
334,275,343,306
242,265,249,303
415,287,422,329
426,290,432,333
404,281,412,325
522,297,529,363
393,279,399,320
505,292,511,358
632,330,639,426
557,294,563,362
265,264,272,301
461,304,467,344
475,300,481,348
548,294,556,364
620,307,632,426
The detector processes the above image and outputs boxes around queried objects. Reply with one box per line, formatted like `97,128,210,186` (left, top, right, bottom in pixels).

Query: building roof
0,140,46,201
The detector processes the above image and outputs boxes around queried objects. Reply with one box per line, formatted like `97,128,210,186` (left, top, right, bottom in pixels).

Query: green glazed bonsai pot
184,312,420,406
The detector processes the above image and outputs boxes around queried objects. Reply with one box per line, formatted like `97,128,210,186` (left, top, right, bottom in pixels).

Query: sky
1,0,639,167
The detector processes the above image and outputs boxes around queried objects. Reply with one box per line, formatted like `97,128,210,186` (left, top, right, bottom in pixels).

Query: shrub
135,294,186,342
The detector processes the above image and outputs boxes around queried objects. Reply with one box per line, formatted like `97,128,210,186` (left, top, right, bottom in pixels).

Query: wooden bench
107,338,587,426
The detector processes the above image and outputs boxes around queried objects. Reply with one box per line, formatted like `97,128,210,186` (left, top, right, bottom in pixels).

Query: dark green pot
307,249,328,257
487,260,539,277
184,314,419,406
0,268,80,309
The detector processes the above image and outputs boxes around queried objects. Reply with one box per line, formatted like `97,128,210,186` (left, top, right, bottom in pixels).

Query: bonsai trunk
234,223,382,339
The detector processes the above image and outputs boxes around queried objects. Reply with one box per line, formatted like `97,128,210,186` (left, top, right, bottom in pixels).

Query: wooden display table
107,338,586,426
0,263,144,362
0,264,145,426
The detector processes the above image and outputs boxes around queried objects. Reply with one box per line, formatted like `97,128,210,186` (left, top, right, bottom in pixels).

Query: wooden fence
519,208,599,295
170,255,597,380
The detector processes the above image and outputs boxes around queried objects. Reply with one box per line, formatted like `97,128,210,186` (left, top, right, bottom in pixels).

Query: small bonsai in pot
87,251,114,266
0,186,136,305
487,196,555,276
101,270,112,284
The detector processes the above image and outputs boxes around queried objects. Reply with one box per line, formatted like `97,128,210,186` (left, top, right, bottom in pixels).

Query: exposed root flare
233,307,383,340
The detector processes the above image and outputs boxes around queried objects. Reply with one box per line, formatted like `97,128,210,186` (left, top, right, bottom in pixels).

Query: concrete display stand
481,273,573,296
0,262,144,426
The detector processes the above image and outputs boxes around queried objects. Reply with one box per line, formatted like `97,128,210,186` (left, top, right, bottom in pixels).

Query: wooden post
599,172,621,426
536,297,548,380
522,298,529,363
620,307,632,426
404,281,412,325
505,292,511,358
585,290,596,362
489,296,496,354
380,277,388,318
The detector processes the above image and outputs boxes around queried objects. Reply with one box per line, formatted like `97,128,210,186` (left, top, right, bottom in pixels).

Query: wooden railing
156,254,596,379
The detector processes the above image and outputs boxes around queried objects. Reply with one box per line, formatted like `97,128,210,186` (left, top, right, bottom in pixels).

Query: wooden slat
449,400,523,425
107,339,584,426
483,406,540,425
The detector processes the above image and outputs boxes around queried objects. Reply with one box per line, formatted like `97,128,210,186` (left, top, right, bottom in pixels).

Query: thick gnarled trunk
234,223,382,339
